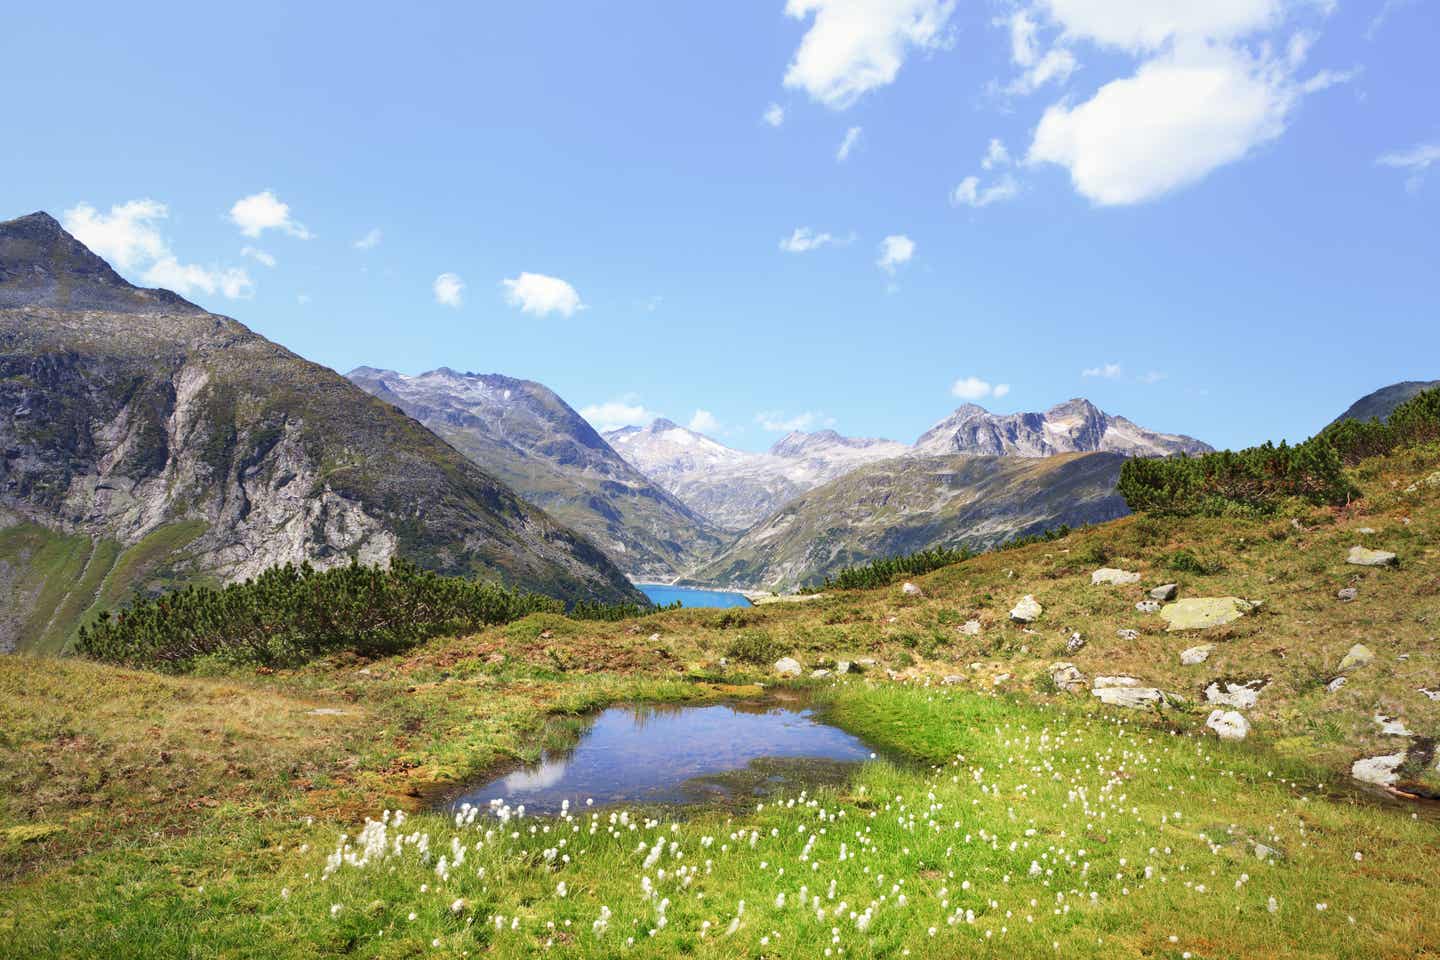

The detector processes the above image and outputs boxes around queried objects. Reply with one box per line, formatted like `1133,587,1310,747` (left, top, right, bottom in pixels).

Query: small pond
638,584,752,608
446,698,879,815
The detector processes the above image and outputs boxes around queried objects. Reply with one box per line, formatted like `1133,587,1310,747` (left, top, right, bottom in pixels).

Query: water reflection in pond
447,698,878,814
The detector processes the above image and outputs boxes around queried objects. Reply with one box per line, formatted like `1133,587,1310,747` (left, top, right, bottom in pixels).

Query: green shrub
1159,549,1225,576
1119,387,1440,517
75,559,571,671
811,526,1078,593
724,630,787,665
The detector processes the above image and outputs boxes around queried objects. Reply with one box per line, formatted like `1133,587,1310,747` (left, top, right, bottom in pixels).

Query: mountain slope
0,212,642,651
347,367,726,579
604,420,907,530
1330,379,1440,426
913,398,1211,458
691,451,1129,589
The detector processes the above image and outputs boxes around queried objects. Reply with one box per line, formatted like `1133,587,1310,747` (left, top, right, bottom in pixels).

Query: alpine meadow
2,2,1438,959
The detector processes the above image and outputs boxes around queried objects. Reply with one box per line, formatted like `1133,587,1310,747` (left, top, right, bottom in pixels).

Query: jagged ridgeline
0,212,645,654
1117,386,1440,516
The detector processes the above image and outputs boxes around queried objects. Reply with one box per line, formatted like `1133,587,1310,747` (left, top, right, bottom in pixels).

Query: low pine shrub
724,630,787,665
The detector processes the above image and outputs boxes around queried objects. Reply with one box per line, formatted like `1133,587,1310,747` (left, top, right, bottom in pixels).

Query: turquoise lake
638,584,752,608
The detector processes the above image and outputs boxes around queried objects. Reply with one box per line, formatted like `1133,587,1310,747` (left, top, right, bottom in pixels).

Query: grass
1,447,1438,955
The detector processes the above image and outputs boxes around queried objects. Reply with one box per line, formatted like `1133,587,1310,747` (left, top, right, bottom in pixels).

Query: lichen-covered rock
1092,686,1181,709
1351,753,1405,786
1204,678,1267,709
1337,587,1358,603
1149,583,1179,601
901,582,923,596
959,619,982,636
1373,714,1413,737
1009,595,1043,623
1206,710,1250,741
1180,644,1214,665
1049,662,1088,693
1338,643,1374,672
1065,632,1086,653
1093,675,1143,688
773,657,802,677
1116,628,1140,641
1346,546,1397,567
1135,600,1162,614
1091,568,1140,586
1159,597,1259,631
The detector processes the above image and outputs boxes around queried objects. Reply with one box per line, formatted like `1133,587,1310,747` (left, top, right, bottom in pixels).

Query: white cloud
836,125,863,161
876,234,915,274
297,293,312,305
688,410,722,434
1139,370,1167,384
240,246,276,268
1377,141,1440,191
783,0,957,109
763,102,786,127
1082,361,1123,378
779,226,839,253
61,199,169,270
228,191,311,239
1028,42,1303,206
950,174,1020,208
951,376,1010,400
502,272,585,317
581,396,661,432
982,138,1011,170
142,258,254,299
1001,11,1078,95
755,410,834,432
1035,0,1282,52
354,227,383,250
63,199,254,301
433,272,465,307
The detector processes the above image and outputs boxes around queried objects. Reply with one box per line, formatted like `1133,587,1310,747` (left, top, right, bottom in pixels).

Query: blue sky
3,1,1437,452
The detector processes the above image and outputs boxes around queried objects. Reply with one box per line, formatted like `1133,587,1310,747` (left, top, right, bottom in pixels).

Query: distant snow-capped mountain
603,421,906,531
913,399,1211,459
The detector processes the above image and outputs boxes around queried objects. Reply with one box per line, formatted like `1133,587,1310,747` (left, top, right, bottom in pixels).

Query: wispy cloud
688,410,721,434
950,376,1010,401
1377,141,1440,192
433,272,465,307
1082,362,1123,379
228,191,311,239
779,226,844,253
755,410,834,432
762,102,785,127
876,234,915,275
241,246,276,268
353,227,383,250
783,0,957,109
836,125,863,161
581,395,661,432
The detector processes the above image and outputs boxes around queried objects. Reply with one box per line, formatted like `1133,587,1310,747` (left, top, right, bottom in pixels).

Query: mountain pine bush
1118,386,1440,515
74,559,650,671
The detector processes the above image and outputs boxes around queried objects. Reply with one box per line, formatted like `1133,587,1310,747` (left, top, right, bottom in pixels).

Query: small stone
991,673,1011,685
308,708,348,716
1205,678,1267,709
1065,632,1086,653
773,657,803,677
1347,546,1397,567
1135,600,1162,614
649,632,662,642
1116,628,1140,641
1337,587,1358,603
1405,470,1440,493
1092,686,1180,709
1009,595,1043,623
856,658,877,667
835,661,853,675
1373,714,1414,737
1049,662,1088,693
901,582,923,596
1206,709,1250,741
1150,583,1179,602
811,669,832,679
1180,644,1214,665
1420,687,1440,701
1093,675,1143,688
1091,568,1141,586
1338,643,1374,672
1326,676,1348,693
959,619,982,636
942,674,964,685
1160,597,1259,631
1351,753,1405,786
1357,527,1377,535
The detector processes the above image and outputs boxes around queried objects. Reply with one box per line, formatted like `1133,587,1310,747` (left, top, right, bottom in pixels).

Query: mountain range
0,212,641,652
1331,380,1440,426
603,400,1208,538
346,367,724,580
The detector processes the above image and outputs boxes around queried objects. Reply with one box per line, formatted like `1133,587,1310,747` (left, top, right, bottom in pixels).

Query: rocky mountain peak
0,210,196,313
648,417,681,432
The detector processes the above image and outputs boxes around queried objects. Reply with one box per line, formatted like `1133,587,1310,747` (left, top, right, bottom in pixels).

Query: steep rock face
913,399,1211,458
1330,380,1440,426
604,420,906,531
0,212,642,652
347,367,725,579
690,452,1129,589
